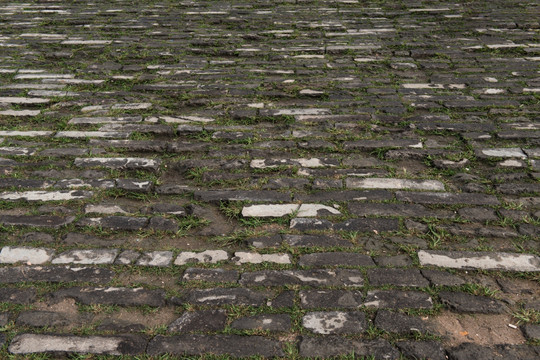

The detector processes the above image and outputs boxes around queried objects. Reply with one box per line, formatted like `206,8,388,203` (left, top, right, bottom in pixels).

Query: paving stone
241,204,299,217
147,217,179,232
246,234,283,248
374,310,431,335
349,202,453,218
174,250,229,265
231,314,291,332
114,250,141,265
396,191,500,205
240,269,364,287
16,311,75,328
233,252,291,265
374,255,413,267
446,343,540,360
333,218,400,232
295,190,393,202
0,246,55,264
522,324,540,340
194,190,290,203
290,217,333,231
116,179,153,192
0,266,114,284
368,269,430,287
363,290,433,309
283,234,352,247
136,251,173,266
0,215,75,228
299,337,399,360
182,268,239,283
396,341,446,360
300,290,364,309
184,288,272,306
458,207,499,222
421,269,466,287
147,335,284,357
52,287,166,307
418,250,540,272
168,310,227,333
0,313,9,326
52,249,118,265
303,311,367,334
439,291,507,313
346,178,445,191
9,334,147,355
298,252,375,267
74,157,161,171
0,288,36,304
81,216,149,231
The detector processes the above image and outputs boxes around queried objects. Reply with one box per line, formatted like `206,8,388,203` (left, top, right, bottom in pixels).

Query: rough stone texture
9,334,147,355
298,252,375,267
168,310,227,333
299,337,400,359
52,249,118,265
303,311,367,334
368,269,430,287
439,291,507,314
174,250,229,265
2,0,540,357
52,287,166,307
231,314,291,332
300,290,364,309
374,310,432,335
147,335,284,357
0,266,114,284
0,246,55,264
419,250,540,272
0,288,36,304
181,268,239,283
396,341,447,360
364,290,433,309
240,269,364,287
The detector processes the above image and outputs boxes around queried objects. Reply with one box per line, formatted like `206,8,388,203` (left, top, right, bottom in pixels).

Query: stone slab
418,250,540,272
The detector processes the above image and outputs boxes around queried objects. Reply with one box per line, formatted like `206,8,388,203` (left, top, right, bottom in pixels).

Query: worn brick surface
1,0,539,357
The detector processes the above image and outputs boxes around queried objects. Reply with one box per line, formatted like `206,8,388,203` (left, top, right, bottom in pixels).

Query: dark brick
240,269,364,287
267,291,295,308
300,290,363,309
147,335,284,357
368,269,429,287
295,190,393,202
185,288,273,306
52,287,165,307
147,216,179,232
421,269,466,287
0,215,75,228
439,291,507,313
364,290,433,309
194,190,290,203
396,341,446,360
181,268,239,283
0,266,114,284
298,252,375,267
374,310,431,335
283,234,352,247
231,314,291,332
333,218,400,232
168,310,227,333
396,191,500,205
0,288,36,304
299,337,399,360
349,202,454,218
